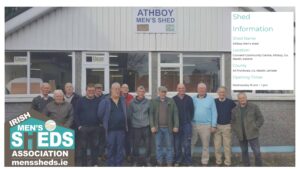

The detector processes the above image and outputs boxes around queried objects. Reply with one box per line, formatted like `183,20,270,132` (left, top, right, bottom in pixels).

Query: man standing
121,83,134,162
95,83,105,103
128,86,152,166
150,86,179,166
64,82,81,110
121,83,134,106
172,83,194,166
74,84,100,166
231,92,264,166
44,89,73,128
98,82,128,166
31,83,53,113
191,83,217,166
64,82,81,163
94,83,106,161
214,86,236,166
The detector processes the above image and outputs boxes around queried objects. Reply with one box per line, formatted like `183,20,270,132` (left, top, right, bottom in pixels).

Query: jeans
174,123,192,165
155,127,174,164
132,126,152,163
78,126,100,166
107,130,126,166
239,137,263,166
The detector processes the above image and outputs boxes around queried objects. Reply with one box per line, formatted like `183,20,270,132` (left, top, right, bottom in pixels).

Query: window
160,53,180,63
5,52,29,95
82,52,109,95
30,52,72,93
5,51,74,96
86,68,105,86
109,53,149,92
158,53,221,93
183,56,220,93
161,67,180,92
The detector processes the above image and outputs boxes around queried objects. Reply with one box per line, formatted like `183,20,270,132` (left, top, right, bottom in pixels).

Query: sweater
192,94,218,127
74,96,100,127
215,98,236,125
173,94,194,125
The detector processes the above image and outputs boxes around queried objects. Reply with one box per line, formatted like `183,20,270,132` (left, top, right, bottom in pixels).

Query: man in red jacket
121,83,134,162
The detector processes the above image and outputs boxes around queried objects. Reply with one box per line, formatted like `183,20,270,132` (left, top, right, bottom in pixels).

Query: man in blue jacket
173,83,194,166
98,82,128,166
191,83,217,166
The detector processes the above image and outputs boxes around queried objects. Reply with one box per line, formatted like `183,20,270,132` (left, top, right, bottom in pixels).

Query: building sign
231,12,294,90
134,8,176,33
5,111,75,166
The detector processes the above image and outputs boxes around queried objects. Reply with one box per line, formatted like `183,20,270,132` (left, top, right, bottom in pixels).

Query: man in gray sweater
128,85,152,166
44,89,74,128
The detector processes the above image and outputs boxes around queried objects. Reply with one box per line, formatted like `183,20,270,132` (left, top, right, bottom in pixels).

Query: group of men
31,81,264,167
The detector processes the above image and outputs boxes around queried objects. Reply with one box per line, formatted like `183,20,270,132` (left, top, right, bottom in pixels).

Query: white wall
5,7,238,51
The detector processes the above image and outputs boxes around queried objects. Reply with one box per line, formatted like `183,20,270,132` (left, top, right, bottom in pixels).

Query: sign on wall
231,12,294,90
134,8,176,33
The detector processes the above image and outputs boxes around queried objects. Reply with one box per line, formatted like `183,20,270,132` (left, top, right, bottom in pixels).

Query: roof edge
5,7,57,36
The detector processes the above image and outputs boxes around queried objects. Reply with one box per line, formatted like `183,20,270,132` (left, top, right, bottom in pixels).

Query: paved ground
76,153,295,166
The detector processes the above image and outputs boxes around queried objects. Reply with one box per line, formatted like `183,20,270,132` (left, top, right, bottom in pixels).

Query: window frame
81,51,152,97
158,52,223,97
5,51,76,102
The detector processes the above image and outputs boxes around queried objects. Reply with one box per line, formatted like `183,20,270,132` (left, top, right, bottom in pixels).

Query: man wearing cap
150,86,179,166
95,83,105,103
94,83,106,161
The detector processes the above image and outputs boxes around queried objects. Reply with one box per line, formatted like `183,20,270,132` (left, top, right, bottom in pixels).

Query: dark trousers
132,126,152,163
78,126,100,166
98,125,106,157
174,122,192,165
125,129,132,157
107,130,126,166
239,137,263,166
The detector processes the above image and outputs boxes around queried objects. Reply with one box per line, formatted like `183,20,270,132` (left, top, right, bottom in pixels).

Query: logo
5,111,75,166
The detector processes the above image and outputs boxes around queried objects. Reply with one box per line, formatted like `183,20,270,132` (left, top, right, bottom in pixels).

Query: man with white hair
98,82,128,166
191,82,217,166
231,92,264,166
214,86,236,166
44,89,74,128
31,82,54,113
64,82,81,110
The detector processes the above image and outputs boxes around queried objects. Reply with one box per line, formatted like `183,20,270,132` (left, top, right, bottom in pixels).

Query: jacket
149,97,179,133
231,102,264,141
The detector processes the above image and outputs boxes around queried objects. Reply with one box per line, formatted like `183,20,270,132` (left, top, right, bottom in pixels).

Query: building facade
5,7,295,152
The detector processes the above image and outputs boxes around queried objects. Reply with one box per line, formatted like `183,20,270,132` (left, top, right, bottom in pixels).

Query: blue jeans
106,130,125,166
239,137,262,166
174,123,192,165
155,127,174,164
